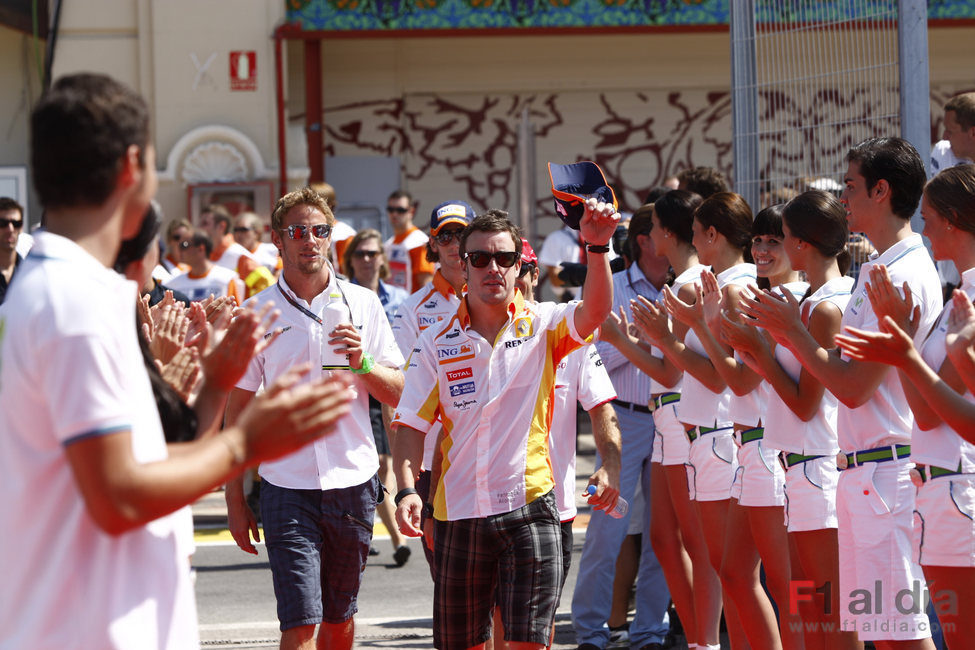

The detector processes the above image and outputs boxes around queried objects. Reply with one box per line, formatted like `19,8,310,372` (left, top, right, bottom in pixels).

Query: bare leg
317,619,354,650
790,529,860,650
280,625,316,650
697,498,749,648
648,462,696,639
747,504,803,650
607,534,640,628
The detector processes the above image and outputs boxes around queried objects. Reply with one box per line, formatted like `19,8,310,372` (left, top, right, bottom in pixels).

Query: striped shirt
595,264,662,403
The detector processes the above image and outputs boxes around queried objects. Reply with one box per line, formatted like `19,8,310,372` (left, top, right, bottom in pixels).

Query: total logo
438,343,475,365
446,367,473,382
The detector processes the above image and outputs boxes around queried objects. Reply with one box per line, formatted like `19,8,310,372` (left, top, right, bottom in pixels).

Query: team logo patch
505,339,524,349
418,315,441,329
449,381,476,397
438,343,475,365
445,328,461,339
513,317,533,338
446,367,473,382
423,300,438,309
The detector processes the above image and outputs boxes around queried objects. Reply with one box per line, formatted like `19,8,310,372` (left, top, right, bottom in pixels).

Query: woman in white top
725,190,859,650
601,193,716,650
669,205,805,650
632,192,756,650
834,166,975,648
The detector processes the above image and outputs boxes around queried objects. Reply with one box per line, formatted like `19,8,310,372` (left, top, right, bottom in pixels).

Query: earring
708,237,713,244
947,225,953,231
796,243,802,250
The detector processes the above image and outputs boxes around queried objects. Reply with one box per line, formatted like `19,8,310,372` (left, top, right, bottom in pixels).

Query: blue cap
548,161,618,230
429,200,476,235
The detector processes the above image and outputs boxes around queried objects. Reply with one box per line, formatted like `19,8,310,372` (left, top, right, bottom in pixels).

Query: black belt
613,399,652,414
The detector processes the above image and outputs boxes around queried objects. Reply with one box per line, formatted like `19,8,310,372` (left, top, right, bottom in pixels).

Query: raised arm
574,198,621,338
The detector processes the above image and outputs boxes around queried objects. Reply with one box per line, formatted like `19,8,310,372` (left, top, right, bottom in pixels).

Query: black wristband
394,487,419,506
586,243,611,254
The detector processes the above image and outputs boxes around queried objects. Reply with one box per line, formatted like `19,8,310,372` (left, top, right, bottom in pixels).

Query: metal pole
516,105,536,244
898,0,930,233
731,0,760,210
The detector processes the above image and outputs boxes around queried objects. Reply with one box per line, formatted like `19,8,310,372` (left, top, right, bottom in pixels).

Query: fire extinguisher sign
230,51,257,91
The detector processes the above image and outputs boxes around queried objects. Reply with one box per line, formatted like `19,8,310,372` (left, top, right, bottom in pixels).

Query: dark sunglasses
433,229,464,245
0,218,23,229
466,250,519,269
386,206,410,214
285,223,331,240
518,262,536,278
233,226,253,233
352,250,381,260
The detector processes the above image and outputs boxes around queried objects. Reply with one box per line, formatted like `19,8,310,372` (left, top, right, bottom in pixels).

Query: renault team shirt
0,232,198,649
392,293,588,521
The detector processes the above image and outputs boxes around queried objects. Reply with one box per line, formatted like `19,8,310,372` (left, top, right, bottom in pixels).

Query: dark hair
945,92,975,130
627,204,654,261
752,204,786,239
845,137,926,220
694,192,753,254
653,190,701,244
203,204,233,234
31,73,149,210
924,164,975,236
114,202,162,273
189,230,214,257
783,189,851,275
342,228,389,281
270,187,333,232
0,197,24,217
459,209,522,259
677,166,730,199
643,186,672,205
387,189,414,206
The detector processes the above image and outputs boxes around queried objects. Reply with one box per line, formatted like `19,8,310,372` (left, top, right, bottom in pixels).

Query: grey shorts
261,475,379,630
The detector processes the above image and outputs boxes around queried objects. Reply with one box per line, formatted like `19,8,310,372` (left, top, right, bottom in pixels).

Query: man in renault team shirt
391,203,619,650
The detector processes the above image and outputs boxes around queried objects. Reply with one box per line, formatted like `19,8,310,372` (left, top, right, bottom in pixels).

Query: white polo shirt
765,275,853,455
390,271,462,468
913,266,975,472
647,264,708,395
392,294,587,520
838,234,942,451
550,344,616,520
166,264,243,303
238,271,405,491
0,232,198,650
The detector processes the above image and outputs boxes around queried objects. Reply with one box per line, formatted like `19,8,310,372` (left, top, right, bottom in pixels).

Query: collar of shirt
960,266,975,292
277,263,340,315
867,233,924,265
456,289,527,333
622,263,660,300
433,269,460,297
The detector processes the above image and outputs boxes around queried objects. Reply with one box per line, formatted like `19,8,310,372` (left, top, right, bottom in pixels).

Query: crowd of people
2,71,975,650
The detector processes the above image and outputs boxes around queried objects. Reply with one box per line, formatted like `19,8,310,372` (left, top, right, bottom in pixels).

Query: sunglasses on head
352,249,381,260
386,206,410,215
465,251,519,269
433,229,464,246
285,223,332,240
518,262,536,278
0,218,23,229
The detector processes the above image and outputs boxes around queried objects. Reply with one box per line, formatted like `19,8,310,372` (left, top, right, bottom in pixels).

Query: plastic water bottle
586,485,629,519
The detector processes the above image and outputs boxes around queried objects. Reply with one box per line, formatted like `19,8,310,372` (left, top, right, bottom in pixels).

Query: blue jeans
572,404,670,647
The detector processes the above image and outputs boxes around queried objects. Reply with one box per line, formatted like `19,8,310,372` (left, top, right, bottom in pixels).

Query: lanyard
275,280,359,329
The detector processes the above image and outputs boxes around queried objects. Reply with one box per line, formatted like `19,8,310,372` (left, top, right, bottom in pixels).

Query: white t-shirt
165,264,243,302
550,344,616,520
648,264,707,395
838,235,941,451
238,272,405,490
0,232,198,650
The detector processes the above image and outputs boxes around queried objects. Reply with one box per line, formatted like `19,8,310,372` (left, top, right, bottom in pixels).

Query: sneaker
607,626,629,649
393,544,411,566
368,545,380,556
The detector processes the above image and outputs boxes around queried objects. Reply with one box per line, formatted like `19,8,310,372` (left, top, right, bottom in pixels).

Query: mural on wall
320,84,969,222
288,0,975,31
322,89,731,217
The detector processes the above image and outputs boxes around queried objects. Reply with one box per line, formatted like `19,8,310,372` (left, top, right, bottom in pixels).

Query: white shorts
730,434,786,508
836,461,931,641
651,403,690,465
684,427,737,502
914,473,975,568
783,456,839,532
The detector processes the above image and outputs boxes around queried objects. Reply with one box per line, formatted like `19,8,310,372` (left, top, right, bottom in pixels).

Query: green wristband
351,351,374,374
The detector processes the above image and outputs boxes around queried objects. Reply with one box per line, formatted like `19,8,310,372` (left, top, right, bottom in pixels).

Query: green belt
916,463,963,483
841,444,911,469
685,425,726,443
739,427,764,445
650,392,680,412
781,452,824,469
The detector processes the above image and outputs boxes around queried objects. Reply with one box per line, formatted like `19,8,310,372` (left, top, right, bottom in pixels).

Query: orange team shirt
384,226,435,294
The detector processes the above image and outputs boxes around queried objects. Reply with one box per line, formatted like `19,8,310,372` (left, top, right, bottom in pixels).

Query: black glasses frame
433,229,464,246
466,250,519,269
0,218,23,229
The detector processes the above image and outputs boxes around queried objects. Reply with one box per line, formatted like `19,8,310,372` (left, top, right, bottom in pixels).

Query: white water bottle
586,485,629,519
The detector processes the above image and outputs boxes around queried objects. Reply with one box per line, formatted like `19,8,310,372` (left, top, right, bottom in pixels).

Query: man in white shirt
0,72,352,650
392,206,618,650
166,230,244,303
746,137,941,649
225,187,405,650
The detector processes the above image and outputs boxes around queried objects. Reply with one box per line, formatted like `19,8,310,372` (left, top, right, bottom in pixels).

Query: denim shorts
261,475,379,630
